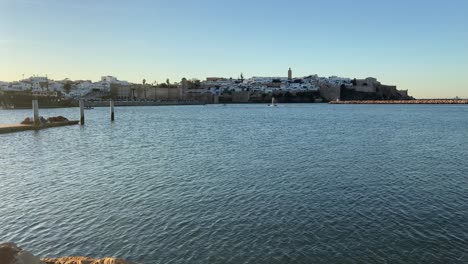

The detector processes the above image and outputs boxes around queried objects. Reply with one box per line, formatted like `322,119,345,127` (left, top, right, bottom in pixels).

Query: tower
288,67,292,80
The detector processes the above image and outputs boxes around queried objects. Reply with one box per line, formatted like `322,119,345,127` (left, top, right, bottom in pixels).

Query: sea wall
87,100,205,107
231,91,250,103
319,84,340,101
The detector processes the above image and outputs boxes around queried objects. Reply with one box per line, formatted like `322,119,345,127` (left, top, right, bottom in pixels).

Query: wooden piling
32,100,39,126
110,100,115,121
79,100,85,125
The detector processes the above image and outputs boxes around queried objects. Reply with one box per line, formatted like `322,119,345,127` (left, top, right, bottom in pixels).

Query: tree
240,73,244,81
193,79,201,89
352,78,357,86
63,81,72,94
142,79,146,85
110,83,118,99
166,78,170,85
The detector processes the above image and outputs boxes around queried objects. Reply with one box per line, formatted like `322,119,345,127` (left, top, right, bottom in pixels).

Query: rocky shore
0,243,133,264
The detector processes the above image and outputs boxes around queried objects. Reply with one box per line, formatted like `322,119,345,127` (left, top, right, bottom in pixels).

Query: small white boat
268,97,277,107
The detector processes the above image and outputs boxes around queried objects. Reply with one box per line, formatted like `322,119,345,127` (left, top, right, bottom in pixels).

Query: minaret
288,67,292,80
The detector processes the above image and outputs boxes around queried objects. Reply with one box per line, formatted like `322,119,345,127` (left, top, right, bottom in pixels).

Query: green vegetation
63,81,73,94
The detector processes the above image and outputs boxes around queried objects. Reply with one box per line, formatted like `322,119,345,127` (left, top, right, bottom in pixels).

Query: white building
327,76,352,86
48,81,65,92
24,76,49,91
0,81,7,91
4,81,32,91
101,76,118,83
99,76,130,92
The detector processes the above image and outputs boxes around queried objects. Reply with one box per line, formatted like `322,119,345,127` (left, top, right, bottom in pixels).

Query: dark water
1,104,468,263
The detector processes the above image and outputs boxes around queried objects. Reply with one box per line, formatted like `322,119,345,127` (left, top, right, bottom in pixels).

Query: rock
0,243,45,264
0,243,19,264
47,116,69,123
21,117,33,125
0,243,133,264
41,257,132,264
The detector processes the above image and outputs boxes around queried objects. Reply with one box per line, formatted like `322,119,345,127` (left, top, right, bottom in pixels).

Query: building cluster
0,76,130,98
201,73,351,95
0,69,410,102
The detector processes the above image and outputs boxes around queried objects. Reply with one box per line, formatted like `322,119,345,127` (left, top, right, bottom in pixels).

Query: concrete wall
354,78,379,93
398,90,409,98
377,85,404,99
145,87,180,100
114,85,132,98
114,85,181,100
319,84,340,101
185,92,213,104
232,91,250,103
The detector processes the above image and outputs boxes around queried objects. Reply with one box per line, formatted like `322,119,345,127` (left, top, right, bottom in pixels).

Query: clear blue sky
1,0,467,98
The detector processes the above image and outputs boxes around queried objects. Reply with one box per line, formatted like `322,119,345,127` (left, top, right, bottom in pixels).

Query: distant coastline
1,70,415,108
330,99,468,104
4,99,468,110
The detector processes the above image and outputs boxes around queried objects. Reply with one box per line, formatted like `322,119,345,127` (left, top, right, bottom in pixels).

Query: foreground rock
0,243,133,264
47,116,69,123
0,243,43,264
42,257,131,264
20,116,70,125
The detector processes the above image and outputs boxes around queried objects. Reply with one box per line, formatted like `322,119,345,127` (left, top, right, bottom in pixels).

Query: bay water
1,104,467,263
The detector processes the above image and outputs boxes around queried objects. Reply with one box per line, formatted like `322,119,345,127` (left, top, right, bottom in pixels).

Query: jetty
0,99,81,134
0,121,79,134
330,99,468,104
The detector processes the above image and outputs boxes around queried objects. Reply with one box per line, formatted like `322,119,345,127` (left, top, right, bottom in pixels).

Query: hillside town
0,69,412,107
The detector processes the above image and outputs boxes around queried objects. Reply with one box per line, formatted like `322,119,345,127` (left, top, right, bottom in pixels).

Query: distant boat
268,97,277,107
84,105,94,110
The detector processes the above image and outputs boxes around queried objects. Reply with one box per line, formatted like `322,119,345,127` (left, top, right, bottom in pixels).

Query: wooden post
79,100,85,125
32,100,39,126
110,100,115,121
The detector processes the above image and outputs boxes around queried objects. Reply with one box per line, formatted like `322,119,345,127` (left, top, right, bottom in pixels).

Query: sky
1,0,467,98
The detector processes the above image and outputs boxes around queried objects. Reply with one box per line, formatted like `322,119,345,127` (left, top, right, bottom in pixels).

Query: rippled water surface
1,104,468,263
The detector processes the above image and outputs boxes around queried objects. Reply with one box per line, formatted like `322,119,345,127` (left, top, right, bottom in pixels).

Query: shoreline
330,99,468,104
1,101,325,109
2,100,468,110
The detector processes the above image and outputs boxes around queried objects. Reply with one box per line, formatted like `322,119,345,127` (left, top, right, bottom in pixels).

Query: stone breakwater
0,243,133,264
329,99,468,104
